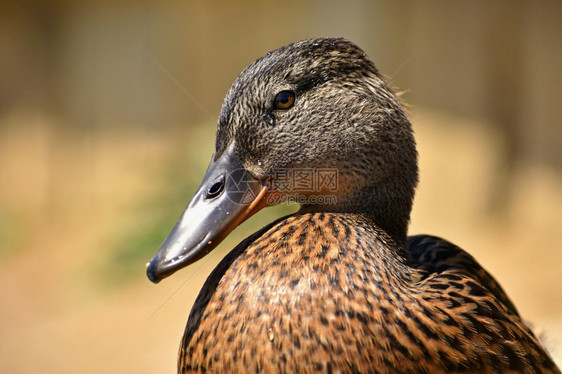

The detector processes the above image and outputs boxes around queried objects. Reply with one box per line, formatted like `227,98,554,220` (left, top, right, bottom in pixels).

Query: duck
146,38,560,373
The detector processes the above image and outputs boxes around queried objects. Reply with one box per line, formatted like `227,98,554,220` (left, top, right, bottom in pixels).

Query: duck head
147,38,418,283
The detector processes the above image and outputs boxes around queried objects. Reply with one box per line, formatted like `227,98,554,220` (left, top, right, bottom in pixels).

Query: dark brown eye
274,90,295,109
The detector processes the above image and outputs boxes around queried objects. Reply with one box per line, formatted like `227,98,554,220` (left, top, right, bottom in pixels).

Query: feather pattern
178,213,558,373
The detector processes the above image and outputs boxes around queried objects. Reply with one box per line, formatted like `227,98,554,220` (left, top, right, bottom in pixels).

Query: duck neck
345,185,412,249
300,180,414,251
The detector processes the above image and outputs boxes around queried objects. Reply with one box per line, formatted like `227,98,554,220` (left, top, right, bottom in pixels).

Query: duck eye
273,90,295,110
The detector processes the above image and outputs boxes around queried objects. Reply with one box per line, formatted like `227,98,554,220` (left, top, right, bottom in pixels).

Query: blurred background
1,1,561,372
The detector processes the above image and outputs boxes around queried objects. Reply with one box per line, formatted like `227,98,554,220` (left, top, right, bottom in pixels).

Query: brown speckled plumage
179,213,558,372
148,38,560,373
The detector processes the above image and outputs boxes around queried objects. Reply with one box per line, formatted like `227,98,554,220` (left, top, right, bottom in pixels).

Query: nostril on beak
206,174,225,199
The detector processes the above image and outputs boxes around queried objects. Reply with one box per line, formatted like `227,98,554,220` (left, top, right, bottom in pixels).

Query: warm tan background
1,1,561,372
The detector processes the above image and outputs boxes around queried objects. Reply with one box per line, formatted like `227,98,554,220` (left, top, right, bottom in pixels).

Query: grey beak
146,143,268,283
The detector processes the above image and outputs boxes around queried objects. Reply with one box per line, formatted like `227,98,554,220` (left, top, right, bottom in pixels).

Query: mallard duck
146,38,560,373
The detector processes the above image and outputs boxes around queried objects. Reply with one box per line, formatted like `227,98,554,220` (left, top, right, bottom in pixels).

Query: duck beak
146,143,268,283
